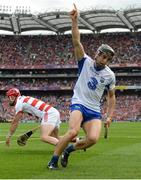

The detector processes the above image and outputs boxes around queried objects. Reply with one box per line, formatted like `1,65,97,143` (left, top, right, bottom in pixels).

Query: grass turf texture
1,122,141,179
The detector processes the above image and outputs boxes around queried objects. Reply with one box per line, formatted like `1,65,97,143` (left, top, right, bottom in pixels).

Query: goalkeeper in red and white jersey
5,88,61,146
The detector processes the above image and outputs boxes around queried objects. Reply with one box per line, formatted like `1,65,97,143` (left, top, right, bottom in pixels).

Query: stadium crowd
0,94,70,123
0,77,140,91
0,32,141,67
0,79,74,90
0,32,140,123
0,94,140,122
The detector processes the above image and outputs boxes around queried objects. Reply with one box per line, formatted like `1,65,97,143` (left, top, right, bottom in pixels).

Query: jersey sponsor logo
100,77,105,83
87,77,98,90
74,105,81,109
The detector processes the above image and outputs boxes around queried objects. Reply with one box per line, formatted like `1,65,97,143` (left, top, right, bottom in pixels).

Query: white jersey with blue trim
71,54,116,113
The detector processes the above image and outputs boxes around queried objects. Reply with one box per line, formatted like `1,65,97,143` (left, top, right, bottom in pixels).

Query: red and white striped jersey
15,96,52,119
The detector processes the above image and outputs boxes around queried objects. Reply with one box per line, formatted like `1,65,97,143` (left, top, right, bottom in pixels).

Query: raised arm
70,4,85,60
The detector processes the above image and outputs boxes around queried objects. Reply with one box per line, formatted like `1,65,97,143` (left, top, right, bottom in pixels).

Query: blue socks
50,155,59,164
50,145,75,165
65,144,75,154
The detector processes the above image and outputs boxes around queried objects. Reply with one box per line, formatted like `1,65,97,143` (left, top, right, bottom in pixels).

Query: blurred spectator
0,94,140,122
0,32,141,67
0,32,141,122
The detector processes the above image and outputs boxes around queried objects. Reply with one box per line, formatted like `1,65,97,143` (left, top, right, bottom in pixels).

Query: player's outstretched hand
70,4,79,20
104,117,112,128
6,137,11,146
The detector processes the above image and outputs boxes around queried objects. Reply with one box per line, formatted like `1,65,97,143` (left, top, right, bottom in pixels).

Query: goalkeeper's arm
6,112,22,139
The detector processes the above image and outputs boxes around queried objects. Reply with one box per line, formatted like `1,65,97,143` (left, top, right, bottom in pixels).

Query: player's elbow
11,120,19,127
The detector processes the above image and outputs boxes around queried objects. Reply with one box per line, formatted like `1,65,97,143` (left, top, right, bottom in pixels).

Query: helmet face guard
97,44,115,62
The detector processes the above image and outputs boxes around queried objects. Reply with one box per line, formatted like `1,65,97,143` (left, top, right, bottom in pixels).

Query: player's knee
40,135,48,142
68,129,78,140
87,135,98,145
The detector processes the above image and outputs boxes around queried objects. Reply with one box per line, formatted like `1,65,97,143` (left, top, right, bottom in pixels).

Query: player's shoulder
18,95,26,100
85,54,93,60
81,54,94,64
16,95,26,104
105,65,115,77
15,96,25,111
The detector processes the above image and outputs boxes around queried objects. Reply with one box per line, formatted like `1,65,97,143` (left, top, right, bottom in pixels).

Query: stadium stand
0,8,141,122
0,32,141,67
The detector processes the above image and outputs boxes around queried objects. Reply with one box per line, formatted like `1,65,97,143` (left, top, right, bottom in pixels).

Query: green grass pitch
1,122,141,179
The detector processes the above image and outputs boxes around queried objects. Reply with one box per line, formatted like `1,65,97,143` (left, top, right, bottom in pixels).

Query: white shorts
41,107,61,128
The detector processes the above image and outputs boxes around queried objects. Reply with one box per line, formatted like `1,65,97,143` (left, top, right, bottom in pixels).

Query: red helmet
6,88,21,97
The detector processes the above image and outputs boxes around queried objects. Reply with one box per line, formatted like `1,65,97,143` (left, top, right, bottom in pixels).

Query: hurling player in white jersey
48,4,116,170
5,88,61,146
